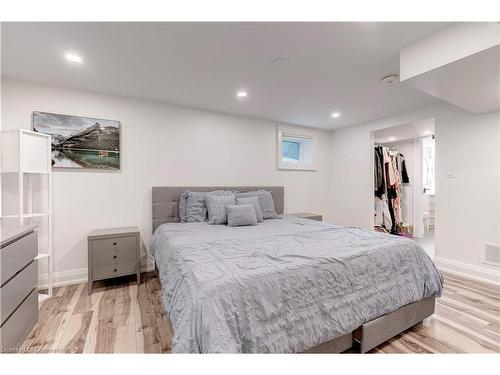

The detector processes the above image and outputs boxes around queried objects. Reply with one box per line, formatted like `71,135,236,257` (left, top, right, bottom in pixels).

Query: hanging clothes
374,147,383,197
374,145,410,235
402,159,409,183
374,146,386,198
387,149,399,186
389,150,403,227
374,196,392,230
398,153,410,184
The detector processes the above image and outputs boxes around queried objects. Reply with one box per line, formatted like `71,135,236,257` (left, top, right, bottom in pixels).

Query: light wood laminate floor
20,272,500,353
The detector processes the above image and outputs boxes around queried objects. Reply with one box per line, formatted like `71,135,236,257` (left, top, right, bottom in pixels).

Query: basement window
277,126,317,171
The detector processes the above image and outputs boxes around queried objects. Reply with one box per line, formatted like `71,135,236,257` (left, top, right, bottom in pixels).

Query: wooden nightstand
291,213,323,221
87,226,140,295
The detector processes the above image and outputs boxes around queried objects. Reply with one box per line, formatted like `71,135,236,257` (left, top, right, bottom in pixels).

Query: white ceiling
374,117,435,143
1,22,448,129
405,45,500,114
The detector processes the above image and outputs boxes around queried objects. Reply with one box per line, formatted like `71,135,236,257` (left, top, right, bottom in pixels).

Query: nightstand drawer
90,235,137,252
91,247,138,266
92,260,138,281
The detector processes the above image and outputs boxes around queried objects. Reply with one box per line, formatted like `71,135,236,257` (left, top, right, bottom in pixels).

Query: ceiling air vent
483,242,500,267
382,74,400,85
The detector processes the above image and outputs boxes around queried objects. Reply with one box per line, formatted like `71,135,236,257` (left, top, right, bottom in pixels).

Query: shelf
2,128,53,298
1,212,51,218
25,213,51,218
1,128,51,174
0,171,50,174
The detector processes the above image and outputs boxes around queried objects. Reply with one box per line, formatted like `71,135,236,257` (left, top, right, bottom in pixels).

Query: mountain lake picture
33,111,121,170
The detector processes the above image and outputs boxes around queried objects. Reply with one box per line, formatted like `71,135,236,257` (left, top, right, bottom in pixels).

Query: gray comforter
151,215,443,353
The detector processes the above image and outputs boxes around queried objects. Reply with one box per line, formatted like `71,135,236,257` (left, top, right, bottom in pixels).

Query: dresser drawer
1,231,37,285
0,288,38,353
92,260,138,281
91,247,138,266
0,260,38,325
90,235,137,252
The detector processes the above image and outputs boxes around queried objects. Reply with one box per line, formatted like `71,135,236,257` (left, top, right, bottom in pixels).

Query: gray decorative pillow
183,190,233,222
206,194,236,225
179,191,189,223
236,196,263,222
235,190,277,219
226,204,258,227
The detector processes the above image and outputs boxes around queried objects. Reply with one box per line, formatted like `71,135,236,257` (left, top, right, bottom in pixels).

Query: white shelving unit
1,128,53,302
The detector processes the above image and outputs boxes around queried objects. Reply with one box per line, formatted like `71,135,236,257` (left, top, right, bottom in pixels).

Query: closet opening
372,118,436,257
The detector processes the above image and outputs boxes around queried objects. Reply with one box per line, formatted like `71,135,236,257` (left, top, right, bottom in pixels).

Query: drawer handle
113,255,117,259
114,268,117,272
113,242,117,246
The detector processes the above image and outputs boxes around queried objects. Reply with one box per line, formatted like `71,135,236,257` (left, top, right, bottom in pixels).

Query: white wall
1,79,333,285
330,103,500,283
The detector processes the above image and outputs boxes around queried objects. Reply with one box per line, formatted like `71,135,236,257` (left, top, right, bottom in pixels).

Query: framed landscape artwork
33,111,121,170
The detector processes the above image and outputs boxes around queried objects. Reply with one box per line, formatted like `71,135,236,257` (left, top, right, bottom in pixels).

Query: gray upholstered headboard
152,186,284,232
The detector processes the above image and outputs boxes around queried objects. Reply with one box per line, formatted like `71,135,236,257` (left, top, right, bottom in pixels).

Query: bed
150,186,443,353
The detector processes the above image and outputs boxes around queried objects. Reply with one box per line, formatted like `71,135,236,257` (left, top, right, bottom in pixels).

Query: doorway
416,135,436,255
372,118,436,257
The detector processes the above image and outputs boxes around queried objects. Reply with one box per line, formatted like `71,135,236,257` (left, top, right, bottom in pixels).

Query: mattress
150,215,443,353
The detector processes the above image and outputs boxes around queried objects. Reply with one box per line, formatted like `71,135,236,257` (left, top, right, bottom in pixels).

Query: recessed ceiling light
382,74,399,85
331,112,341,118
64,52,83,64
423,130,432,135
236,90,248,99
388,137,396,141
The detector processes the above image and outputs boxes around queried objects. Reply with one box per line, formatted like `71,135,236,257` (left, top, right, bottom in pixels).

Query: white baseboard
38,263,156,288
38,268,88,288
433,256,500,286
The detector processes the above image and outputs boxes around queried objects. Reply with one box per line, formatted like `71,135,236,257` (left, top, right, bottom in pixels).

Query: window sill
277,165,317,171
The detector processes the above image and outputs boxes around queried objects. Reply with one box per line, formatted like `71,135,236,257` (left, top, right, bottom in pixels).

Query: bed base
304,297,435,353
303,333,353,353
352,296,435,353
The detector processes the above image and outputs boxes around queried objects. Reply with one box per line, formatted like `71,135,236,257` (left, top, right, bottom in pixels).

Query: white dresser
0,222,38,353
